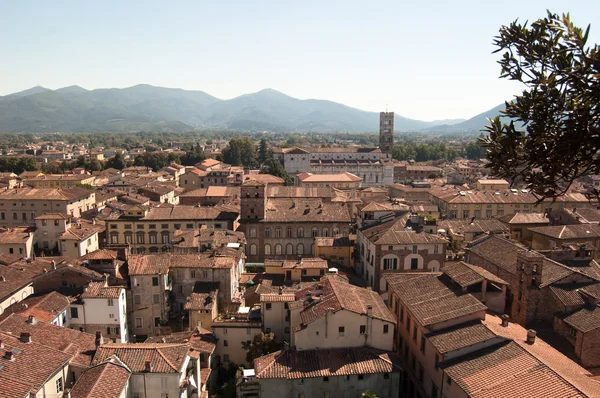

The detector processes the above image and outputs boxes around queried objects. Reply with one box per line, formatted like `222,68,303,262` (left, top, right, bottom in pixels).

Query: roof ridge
156,347,179,371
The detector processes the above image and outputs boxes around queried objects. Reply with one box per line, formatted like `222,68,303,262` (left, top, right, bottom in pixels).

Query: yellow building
106,205,239,253
26,174,96,189
429,185,590,220
314,236,354,267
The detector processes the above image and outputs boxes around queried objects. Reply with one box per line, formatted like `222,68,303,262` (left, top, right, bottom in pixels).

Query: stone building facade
239,181,352,263
280,147,394,187
379,111,394,154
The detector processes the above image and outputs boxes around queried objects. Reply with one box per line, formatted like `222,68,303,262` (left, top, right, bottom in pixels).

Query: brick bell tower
379,111,394,155
240,180,266,220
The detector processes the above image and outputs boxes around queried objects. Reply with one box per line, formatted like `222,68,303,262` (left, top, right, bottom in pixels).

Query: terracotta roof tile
0,227,33,244
297,172,362,183
549,284,588,307
128,252,239,275
264,199,351,223
528,224,600,240
81,282,124,299
254,348,402,379
69,358,131,398
0,187,93,201
265,258,328,270
427,320,499,354
496,212,550,224
0,331,73,397
443,261,509,288
483,313,600,397
92,343,189,373
1,291,70,323
295,278,395,326
466,235,529,275
563,306,600,333
438,219,508,235
384,273,487,327
0,313,97,367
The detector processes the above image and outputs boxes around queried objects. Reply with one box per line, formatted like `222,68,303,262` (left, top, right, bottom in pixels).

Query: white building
253,347,403,398
92,343,196,398
70,281,129,342
281,147,394,187
290,276,396,351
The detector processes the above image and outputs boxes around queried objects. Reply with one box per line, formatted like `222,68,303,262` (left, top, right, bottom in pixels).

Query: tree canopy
241,332,280,364
483,11,600,198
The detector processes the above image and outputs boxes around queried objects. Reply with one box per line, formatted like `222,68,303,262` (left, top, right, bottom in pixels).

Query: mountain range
0,84,507,133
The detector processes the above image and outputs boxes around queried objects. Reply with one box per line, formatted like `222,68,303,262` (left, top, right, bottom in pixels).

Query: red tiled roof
483,313,600,397
384,273,487,327
254,348,402,379
443,341,588,398
128,253,238,275
0,313,97,367
443,261,509,288
69,358,131,398
1,291,70,323
0,227,33,244
295,277,395,326
264,258,328,270
81,282,124,299
528,224,600,240
92,343,189,373
0,332,72,397
264,199,351,223
427,320,498,354
145,328,217,354
78,249,118,261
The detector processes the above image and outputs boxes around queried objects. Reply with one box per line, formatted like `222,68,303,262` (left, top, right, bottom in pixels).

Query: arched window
250,244,257,256
297,228,304,238
275,244,282,255
297,244,304,255
322,228,329,237
149,246,159,253
22,291,27,300
265,244,271,255
286,244,293,255
312,228,318,237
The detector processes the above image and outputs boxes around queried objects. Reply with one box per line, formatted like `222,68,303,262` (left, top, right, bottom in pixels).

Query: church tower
379,111,394,154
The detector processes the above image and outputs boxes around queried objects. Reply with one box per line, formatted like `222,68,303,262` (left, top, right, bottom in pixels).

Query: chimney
27,315,35,324
20,332,32,343
0,340,3,348
95,331,103,347
51,260,56,270
526,329,537,345
367,305,373,317
144,360,153,372
501,314,509,327
4,351,14,361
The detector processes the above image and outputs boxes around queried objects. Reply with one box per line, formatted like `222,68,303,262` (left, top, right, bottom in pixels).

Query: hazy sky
1,1,598,121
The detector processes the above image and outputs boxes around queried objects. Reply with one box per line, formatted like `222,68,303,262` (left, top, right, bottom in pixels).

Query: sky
0,1,598,121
